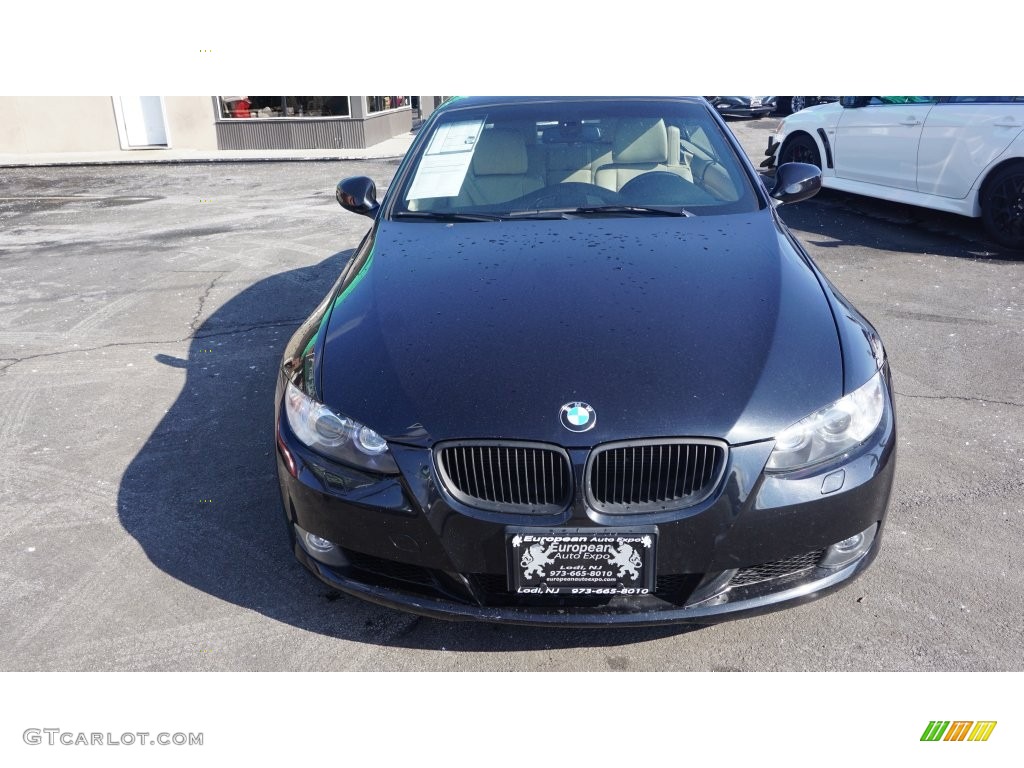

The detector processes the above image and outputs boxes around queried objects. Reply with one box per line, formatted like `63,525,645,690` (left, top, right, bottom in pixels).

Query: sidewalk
0,133,416,168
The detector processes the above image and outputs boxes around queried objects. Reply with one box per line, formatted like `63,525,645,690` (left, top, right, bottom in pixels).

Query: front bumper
711,99,774,118
275,377,896,627
717,107,774,118
292,531,882,626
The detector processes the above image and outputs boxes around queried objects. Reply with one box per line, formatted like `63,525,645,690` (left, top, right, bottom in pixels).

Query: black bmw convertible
274,96,896,626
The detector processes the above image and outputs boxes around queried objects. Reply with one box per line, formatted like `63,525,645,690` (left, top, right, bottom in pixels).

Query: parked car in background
774,96,838,115
705,96,774,118
765,96,1024,250
275,95,897,626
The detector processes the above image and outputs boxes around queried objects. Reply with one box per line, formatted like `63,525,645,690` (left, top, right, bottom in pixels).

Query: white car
766,97,1024,250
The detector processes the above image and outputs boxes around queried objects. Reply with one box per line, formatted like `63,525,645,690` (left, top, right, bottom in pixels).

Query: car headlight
766,371,886,472
284,381,399,474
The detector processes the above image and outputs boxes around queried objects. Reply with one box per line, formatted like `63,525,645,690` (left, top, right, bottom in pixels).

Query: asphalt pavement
1,119,1021,671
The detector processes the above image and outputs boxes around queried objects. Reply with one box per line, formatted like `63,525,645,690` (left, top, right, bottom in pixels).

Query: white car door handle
994,120,1022,128
899,118,922,126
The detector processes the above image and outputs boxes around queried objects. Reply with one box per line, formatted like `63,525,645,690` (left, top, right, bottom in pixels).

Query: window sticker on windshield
406,119,484,200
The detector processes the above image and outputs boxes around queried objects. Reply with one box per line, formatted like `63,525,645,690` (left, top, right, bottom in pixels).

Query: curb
0,154,410,169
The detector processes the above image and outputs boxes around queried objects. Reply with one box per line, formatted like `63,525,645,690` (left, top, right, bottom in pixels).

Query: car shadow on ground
118,252,697,654
759,171,1020,261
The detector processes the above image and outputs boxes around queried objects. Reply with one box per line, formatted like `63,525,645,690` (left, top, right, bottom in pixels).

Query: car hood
318,214,842,447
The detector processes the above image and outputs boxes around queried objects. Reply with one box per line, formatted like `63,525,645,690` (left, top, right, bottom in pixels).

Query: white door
918,98,1024,199
118,96,168,148
833,98,936,190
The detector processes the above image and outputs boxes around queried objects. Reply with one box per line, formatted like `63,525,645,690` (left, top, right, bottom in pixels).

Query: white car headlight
284,381,399,473
766,371,886,472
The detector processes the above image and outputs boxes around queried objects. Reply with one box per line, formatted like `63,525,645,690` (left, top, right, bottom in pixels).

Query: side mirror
336,176,380,218
840,97,871,109
770,162,822,205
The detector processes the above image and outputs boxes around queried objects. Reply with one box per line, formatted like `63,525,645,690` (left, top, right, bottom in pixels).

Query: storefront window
366,96,411,114
218,97,351,119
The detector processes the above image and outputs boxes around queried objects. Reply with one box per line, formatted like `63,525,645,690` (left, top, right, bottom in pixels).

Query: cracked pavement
0,128,1022,671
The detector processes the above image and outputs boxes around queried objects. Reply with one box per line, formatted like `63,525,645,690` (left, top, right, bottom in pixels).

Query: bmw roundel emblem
559,402,596,433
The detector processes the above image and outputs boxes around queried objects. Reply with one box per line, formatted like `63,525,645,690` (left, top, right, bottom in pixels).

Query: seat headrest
472,129,529,175
612,118,668,164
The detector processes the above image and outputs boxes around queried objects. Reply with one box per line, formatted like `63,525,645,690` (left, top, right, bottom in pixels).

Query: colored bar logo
921,721,997,742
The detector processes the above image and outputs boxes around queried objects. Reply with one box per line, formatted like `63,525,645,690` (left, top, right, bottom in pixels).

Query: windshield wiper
394,206,692,222
393,210,505,222
568,205,695,217
500,211,570,220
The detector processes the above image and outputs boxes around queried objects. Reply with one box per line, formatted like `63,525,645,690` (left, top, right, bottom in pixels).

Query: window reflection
218,97,351,119
366,96,411,114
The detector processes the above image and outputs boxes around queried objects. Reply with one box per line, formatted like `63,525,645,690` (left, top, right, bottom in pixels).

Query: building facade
0,96,441,156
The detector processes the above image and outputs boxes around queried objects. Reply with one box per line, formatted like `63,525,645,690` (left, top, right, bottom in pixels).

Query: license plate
751,98,762,108
507,528,656,596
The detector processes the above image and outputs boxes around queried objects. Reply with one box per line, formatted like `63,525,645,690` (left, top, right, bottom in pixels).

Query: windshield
392,98,760,219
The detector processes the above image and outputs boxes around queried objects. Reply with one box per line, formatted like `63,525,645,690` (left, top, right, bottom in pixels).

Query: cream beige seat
459,128,544,205
546,143,594,185
593,118,693,192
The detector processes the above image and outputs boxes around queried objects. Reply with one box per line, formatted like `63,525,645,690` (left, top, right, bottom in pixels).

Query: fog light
834,533,862,552
305,532,335,553
294,523,348,567
819,524,877,569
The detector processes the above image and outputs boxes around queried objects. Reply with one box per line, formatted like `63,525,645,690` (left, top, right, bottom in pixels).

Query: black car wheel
779,133,822,169
982,162,1024,252
776,97,815,116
